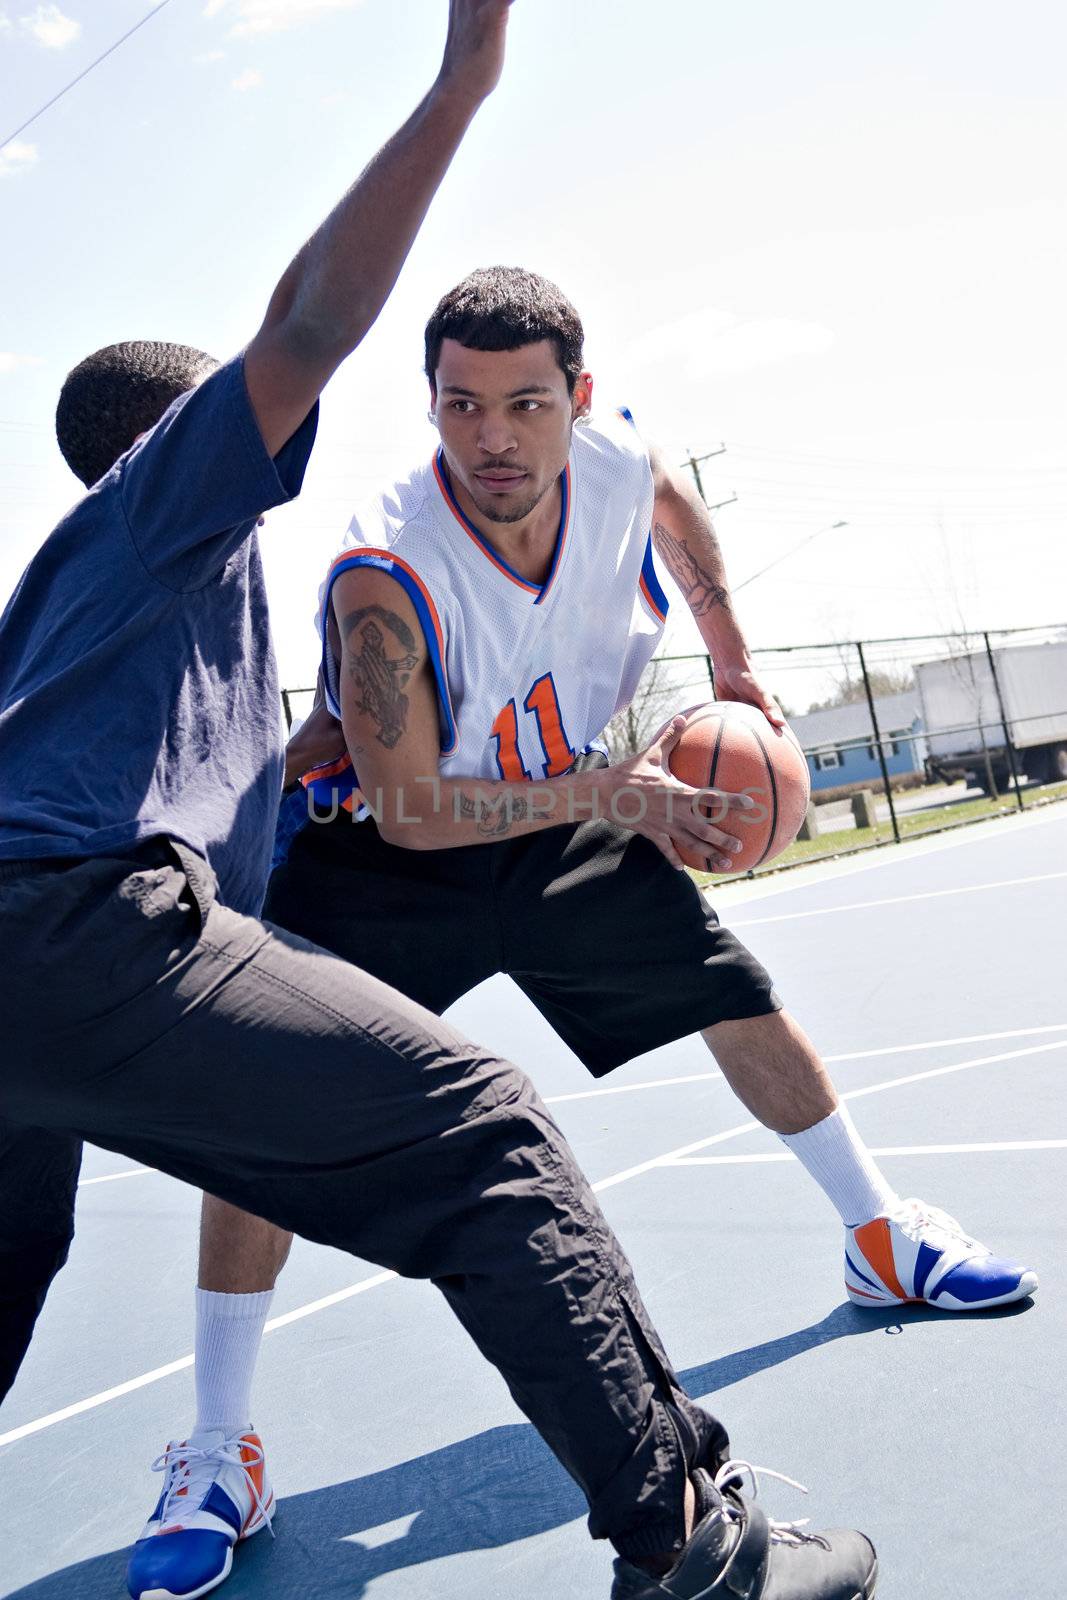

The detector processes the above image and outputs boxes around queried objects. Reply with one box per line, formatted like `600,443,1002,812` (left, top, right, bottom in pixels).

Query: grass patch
694,779,1067,886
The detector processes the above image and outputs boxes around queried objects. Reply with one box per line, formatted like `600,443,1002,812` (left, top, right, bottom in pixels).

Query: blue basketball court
2,805,1064,1600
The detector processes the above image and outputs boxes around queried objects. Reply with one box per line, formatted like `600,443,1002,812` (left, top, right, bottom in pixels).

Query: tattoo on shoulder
652,521,731,618
340,605,421,749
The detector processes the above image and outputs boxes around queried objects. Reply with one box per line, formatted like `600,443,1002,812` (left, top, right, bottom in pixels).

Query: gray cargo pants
0,839,729,1562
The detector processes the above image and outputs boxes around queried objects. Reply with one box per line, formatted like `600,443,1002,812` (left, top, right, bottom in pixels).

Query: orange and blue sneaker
845,1198,1038,1311
126,1429,273,1600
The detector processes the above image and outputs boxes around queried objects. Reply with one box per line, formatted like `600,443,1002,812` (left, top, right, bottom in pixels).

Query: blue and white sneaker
846,1198,1038,1311
126,1429,274,1600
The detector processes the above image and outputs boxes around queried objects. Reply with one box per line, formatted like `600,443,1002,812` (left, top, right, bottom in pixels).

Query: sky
2,0,1065,711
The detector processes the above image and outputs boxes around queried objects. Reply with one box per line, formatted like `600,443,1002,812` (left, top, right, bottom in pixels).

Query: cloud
206,0,362,37
0,140,39,179
0,352,43,373
194,48,226,63
231,66,263,91
0,13,12,34
19,4,80,48
626,306,835,377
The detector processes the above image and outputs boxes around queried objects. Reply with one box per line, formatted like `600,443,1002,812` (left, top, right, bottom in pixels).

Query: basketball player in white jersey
138,268,1034,1594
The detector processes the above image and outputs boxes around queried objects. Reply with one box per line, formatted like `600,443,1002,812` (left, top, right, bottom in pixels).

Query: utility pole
684,444,726,504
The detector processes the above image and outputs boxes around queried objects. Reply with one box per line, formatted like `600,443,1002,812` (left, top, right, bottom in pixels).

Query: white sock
779,1105,899,1227
193,1287,274,1436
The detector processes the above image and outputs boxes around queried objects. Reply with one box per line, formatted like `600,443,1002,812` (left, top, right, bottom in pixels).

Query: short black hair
424,267,584,394
55,340,218,488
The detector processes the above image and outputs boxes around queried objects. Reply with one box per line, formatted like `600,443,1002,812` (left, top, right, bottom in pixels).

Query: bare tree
807,664,914,713
925,522,1001,797
604,657,689,759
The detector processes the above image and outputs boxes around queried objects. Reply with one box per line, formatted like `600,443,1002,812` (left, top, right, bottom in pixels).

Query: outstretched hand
438,0,515,105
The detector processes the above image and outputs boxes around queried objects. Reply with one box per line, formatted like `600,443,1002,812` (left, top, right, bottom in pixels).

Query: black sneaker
610,1460,877,1599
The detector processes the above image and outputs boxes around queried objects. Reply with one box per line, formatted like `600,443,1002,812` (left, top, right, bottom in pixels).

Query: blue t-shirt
0,355,318,916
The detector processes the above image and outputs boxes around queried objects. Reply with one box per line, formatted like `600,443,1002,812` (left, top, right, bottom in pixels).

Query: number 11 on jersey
491,672,576,781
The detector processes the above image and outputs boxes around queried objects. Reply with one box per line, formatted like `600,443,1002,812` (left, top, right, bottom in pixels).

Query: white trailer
915,639,1067,790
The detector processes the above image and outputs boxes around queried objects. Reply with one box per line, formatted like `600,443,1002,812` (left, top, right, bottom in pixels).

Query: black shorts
265,808,781,1078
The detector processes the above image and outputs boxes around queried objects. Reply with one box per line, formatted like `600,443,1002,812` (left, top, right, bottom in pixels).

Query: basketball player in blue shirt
0,7,889,1600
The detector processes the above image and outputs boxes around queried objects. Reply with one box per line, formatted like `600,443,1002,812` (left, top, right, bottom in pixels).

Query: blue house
788,692,926,794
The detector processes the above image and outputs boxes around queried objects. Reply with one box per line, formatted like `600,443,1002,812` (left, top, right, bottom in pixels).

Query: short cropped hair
424,267,584,394
55,340,218,488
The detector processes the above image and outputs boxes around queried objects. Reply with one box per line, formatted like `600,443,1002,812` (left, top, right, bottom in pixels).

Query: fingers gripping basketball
667,701,811,874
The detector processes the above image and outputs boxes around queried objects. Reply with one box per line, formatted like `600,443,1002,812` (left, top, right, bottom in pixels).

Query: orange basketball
667,701,811,874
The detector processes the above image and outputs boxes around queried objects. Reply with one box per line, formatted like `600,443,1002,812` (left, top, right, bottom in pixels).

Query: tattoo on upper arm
652,521,731,618
339,605,421,748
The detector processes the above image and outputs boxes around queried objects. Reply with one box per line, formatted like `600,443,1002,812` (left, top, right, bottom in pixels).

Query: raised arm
648,443,784,728
244,1,514,457
330,568,751,871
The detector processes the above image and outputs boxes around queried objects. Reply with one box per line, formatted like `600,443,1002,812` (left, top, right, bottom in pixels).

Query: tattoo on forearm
652,521,731,618
456,790,532,837
340,605,420,748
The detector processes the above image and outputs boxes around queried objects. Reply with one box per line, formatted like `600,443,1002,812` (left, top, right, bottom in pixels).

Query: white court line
0,1271,396,1449
77,1024,1067,1182
548,1072,724,1104
6,1033,1064,1450
731,869,1067,927
544,1022,1067,1105
667,1139,1067,1166
590,1037,1067,1192
78,1167,153,1188
713,791,1067,913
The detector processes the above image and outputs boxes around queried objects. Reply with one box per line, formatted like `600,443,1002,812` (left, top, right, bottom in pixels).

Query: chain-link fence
282,620,1067,877
609,621,1067,875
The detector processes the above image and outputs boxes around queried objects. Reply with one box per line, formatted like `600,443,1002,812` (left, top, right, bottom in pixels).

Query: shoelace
896,1200,983,1257
712,1459,830,1552
150,1435,275,1540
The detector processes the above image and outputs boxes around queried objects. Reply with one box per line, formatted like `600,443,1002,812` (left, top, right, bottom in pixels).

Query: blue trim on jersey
320,551,458,756
435,449,539,593
533,466,569,607
435,448,568,605
641,535,671,618
305,761,362,817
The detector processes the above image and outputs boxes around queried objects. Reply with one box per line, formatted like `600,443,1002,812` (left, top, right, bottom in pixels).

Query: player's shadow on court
7,1297,1032,1600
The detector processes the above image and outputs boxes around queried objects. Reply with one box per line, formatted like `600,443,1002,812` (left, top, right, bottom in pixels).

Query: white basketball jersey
313,411,670,802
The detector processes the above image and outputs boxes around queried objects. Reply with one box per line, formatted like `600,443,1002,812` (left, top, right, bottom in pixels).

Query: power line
1,0,177,154
733,521,849,593
723,441,1067,478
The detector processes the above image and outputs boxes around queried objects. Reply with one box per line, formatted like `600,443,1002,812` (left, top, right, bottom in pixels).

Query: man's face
431,338,591,525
